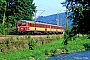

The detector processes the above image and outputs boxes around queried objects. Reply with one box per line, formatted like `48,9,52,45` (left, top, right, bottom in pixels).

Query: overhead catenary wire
35,3,66,16
34,2,67,27
35,3,60,11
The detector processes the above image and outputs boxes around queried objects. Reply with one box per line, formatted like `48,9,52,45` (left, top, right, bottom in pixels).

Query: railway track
0,34,63,41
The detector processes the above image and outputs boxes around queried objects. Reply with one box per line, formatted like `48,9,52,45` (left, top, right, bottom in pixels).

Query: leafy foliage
28,38,38,50
0,24,10,35
63,27,76,45
14,0,36,21
0,0,6,24
0,0,36,35
62,0,90,35
0,36,90,60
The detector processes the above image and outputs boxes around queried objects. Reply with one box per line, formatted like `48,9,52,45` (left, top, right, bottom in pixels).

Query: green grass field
0,35,90,60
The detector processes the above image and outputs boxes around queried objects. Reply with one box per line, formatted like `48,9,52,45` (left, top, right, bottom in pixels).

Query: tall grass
66,35,90,53
0,35,90,60
0,38,63,60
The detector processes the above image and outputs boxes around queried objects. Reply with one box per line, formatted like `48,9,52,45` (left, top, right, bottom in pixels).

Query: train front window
22,23,26,26
17,20,27,26
17,22,26,26
18,23,22,26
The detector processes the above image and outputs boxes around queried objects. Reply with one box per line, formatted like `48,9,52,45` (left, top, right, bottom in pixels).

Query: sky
33,0,66,17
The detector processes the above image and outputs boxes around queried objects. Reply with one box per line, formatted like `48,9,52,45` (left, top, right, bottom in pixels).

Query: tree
61,0,90,45
0,0,7,25
62,0,90,34
14,0,36,21
0,0,36,35
7,0,36,27
0,0,36,26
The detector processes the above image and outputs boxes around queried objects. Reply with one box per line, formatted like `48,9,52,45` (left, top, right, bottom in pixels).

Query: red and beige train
16,20,64,34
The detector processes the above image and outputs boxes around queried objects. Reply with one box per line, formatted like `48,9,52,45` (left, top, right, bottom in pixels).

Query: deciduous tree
62,0,90,34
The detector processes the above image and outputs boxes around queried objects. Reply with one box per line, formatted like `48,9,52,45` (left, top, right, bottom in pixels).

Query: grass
0,39,63,60
67,36,90,52
0,35,90,60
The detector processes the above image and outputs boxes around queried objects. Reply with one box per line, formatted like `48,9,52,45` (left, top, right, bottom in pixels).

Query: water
48,50,90,60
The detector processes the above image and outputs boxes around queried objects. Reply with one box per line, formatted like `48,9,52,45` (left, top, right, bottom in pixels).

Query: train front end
16,20,29,32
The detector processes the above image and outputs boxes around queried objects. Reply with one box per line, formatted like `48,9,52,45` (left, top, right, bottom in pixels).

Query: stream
48,50,90,60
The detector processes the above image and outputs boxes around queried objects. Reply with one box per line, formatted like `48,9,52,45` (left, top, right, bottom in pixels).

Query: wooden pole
66,5,68,30
34,9,36,23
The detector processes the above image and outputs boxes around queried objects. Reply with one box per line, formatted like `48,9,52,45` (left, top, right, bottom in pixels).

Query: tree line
0,0,36,35
0,0,36,27
62,0,90,35
62,0,90,45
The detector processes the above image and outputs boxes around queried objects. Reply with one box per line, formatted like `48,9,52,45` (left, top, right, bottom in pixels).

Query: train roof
18,20,63,27
36,22,63,27
36,21,63,27
17,20,34,23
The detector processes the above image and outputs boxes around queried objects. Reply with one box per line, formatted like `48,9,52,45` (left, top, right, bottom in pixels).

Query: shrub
47,35,50,38
9,28,19,35
0,24,9,35
0,24,19,35
44,49,50,55
83,43,90,50
63,27,76,45
28,38,36,50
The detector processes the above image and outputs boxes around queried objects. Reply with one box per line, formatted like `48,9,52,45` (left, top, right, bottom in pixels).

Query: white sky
33,0,66,17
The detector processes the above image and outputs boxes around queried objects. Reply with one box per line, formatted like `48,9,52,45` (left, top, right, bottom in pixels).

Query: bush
47,35,50,38
9,28,19,35
0,24,9,35
63,27,76,45
83,43,90,50
28,38,37,50
0,24,19,35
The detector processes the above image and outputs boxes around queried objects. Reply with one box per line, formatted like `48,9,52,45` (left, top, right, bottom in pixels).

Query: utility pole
34,9,36,23
60,18,62,26
66,4,68,30
56,13,59,26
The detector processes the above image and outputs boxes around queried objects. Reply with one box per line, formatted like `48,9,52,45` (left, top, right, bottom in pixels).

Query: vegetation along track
0,34,63,41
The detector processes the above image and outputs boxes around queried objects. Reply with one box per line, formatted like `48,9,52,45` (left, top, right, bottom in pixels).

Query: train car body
16,20,64,34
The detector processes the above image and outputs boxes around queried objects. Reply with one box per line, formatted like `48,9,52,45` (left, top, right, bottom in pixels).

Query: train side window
35,24,36,27
41,24,43,27
40,24,42,27
29,23,31,26
40,24,41,27
30,23,32,27
34,24,35,27
58,27,62,29
37,24,39,27
55,26,57,29
39,24,41,27
51,26,53,28
44,25,46,28
49,25,50,28
30,23,34,27
47,25,50,28
38,24,42,27
54,26,55,29
18,23,22,26
47,25,48,28
36,24,39,27
58,27,59,29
